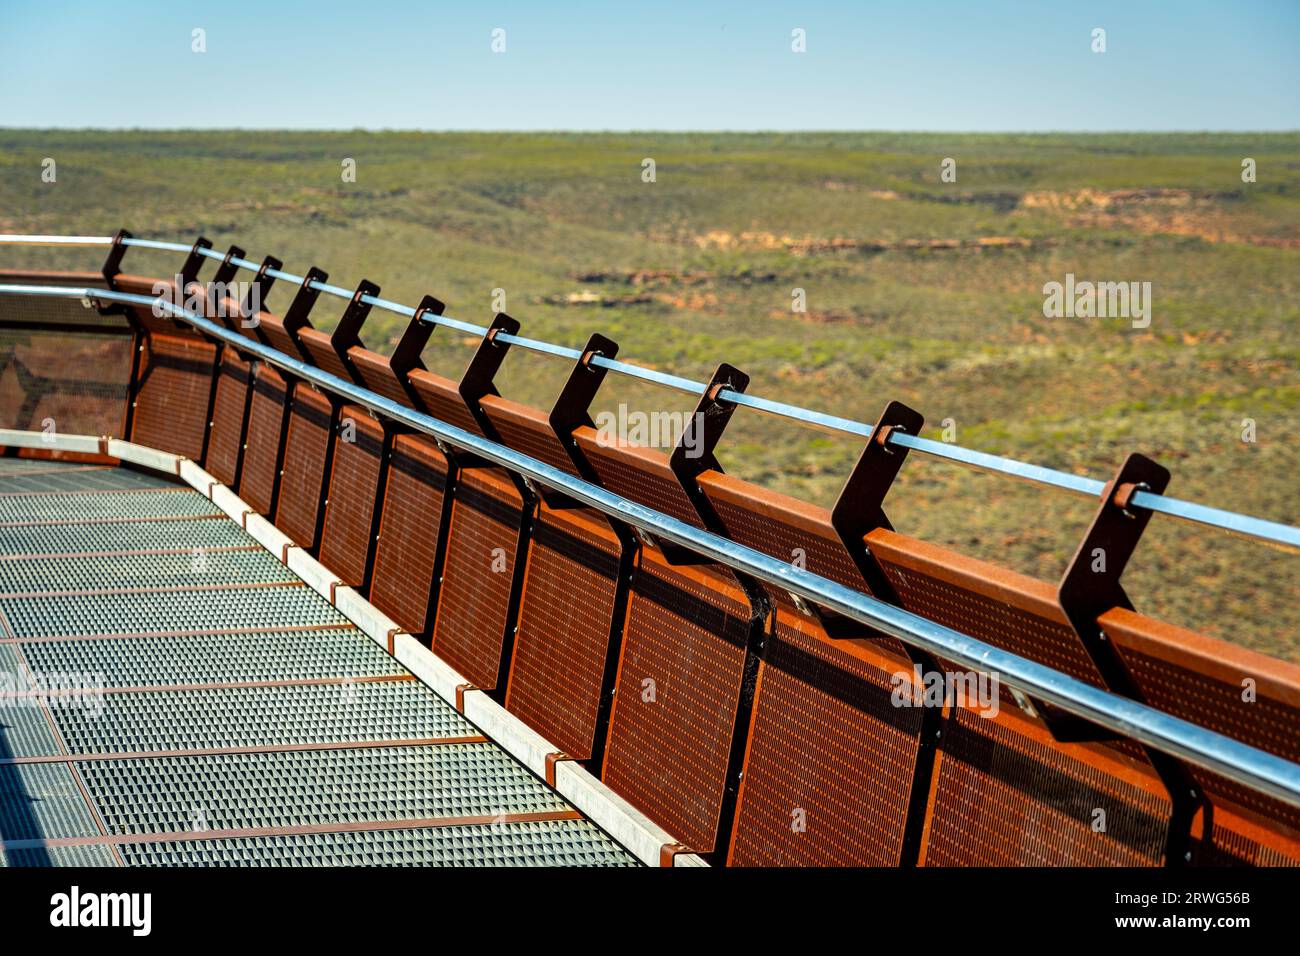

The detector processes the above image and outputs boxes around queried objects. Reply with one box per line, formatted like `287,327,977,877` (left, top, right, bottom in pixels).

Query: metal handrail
1,278,1298,813
1,232,1297,551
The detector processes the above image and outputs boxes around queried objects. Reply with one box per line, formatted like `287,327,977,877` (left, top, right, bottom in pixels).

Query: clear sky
1,0,1296,131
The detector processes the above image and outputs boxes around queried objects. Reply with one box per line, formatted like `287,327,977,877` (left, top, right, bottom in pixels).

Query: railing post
822,399,946,866
547,332,639,769
668,363,771,865
1058,452,1204,865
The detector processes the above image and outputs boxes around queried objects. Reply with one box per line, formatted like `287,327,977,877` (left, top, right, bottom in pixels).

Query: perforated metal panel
118,819,636,867
0,467,173,494
204,352,253,486
369,434,449,635
574,427,703,529
602,550,754,853
431,467,528,691
0,763,100,840
728,610,921,866
1,845,118,868
275,384,335,549
318,406,385,586
1104,610,1300,866
129,332,217,459
238,364,290,516
921,705,1170,866
506,504,622,759
407,369,483,438
0,702,62,758
868,529,1107,688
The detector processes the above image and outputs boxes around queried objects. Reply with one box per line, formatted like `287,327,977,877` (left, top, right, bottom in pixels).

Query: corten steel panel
602,547,754,854
1101,609,1300,866
258,314,309,365
480,396,625,759
920,704,1171,866
296,327,355,383
275,384,336,550
480,394,581,477
319,406,387,587
370,434,450,636
347,347,416,407
407,369,484,438
861,527,1176,864
866,528,1109,689
129,332,218,460
505,503,623,759
573,426,703,529
431,466,529,691
729,609,921,866
693,472,922,865
238,364,291,516
204,352,253,487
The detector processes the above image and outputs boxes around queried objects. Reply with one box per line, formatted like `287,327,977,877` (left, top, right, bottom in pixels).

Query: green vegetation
1,130,1296,657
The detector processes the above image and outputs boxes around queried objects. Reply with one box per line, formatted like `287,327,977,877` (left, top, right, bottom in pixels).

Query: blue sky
1,1,1296,130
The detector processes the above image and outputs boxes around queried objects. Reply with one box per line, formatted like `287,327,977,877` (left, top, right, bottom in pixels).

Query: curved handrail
1,278,1298,813
0,233,1297,552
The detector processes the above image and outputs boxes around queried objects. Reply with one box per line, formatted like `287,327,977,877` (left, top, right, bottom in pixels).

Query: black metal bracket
279,266,328,354
550,332,618,474
654,364,750,567
95,229,132,318
100,228,131,288
238,255,282,330
545,332,641,768
331,280,379,380
179,236,212,291
818,400,943,866
663,363,770,866
1056,452,1204,865
211,245,244,288
825,400,925,631
391,294,444,386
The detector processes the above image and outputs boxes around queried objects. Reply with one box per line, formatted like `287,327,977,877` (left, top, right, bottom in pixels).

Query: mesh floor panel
0,460,638,867
0,516,255,556
0,549,291,593
0,488,219,523
79,743,569,834
53,681,478,753
118,820,637,867
1,585,346,637
1,845,119,867
22,628,404,686
0,467,173,494
0,762,100,840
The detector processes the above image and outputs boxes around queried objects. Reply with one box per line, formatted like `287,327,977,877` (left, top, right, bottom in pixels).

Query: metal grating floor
0,460,637,867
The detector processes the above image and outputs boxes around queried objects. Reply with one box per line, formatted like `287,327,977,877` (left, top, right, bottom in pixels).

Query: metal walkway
0,458,637,867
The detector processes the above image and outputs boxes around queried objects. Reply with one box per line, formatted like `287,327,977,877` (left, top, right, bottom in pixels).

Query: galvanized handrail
1,278,1298,814
1,232,1297,551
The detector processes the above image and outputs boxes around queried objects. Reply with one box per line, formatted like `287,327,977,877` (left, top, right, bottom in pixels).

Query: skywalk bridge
0,231,1297,867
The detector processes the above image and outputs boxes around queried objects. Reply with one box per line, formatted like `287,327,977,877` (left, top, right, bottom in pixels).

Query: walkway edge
1,429,706,868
